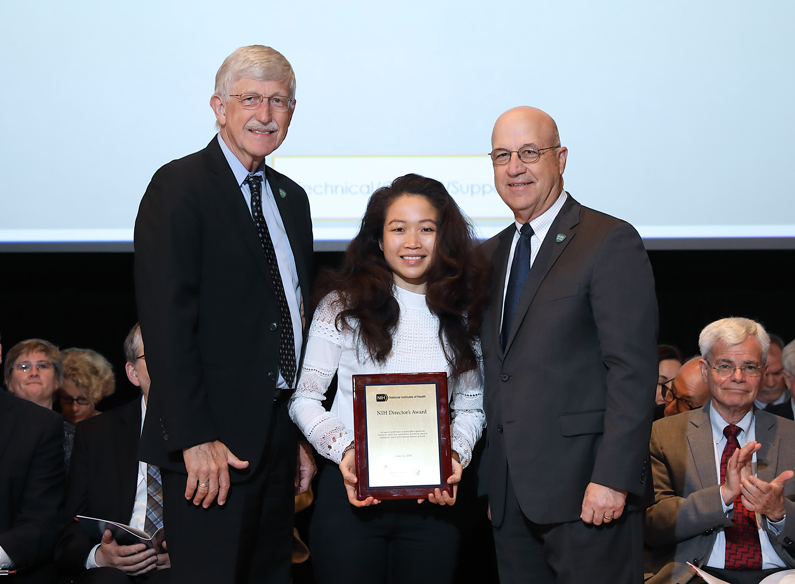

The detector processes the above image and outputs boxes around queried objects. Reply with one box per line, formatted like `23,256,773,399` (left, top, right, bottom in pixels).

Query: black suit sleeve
135,162,218,454
0,408,64,568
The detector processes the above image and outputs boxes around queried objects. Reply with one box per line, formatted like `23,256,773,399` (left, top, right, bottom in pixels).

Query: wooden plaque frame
352,372,452,500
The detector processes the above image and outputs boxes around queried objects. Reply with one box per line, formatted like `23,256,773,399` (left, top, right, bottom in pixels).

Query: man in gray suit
480,106,658,583
646,318,795,584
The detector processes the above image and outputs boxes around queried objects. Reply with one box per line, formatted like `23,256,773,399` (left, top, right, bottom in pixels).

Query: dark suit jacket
480,194,658,526
0,390,65,572
134,137,313,474
645,404,795,584
54,399,142,575
767,400,795,421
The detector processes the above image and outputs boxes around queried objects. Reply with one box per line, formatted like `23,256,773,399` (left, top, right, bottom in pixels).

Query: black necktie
501,223,533,350
245,173,297,388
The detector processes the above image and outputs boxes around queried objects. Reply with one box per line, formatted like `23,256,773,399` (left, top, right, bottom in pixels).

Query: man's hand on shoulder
94,530,157,576
580,482,627,526
183,440,249,507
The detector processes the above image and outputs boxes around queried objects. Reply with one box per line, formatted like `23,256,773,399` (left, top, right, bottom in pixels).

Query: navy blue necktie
501,223,533,350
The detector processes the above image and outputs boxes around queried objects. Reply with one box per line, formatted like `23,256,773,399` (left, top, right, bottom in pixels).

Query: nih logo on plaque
376,394,388,402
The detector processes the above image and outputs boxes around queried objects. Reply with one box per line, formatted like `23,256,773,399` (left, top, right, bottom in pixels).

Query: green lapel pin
556,233,566,243
279,188,287,199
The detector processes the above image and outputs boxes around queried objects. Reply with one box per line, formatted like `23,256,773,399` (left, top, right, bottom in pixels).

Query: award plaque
352,372,452,500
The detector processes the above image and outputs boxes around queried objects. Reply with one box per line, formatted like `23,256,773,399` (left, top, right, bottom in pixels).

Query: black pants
161,400,297,584
62,566,170,584
308,459,461,584
493,472,644,584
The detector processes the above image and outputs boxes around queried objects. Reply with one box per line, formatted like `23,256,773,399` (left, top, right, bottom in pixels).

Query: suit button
785,537,793,546
163,434,169,441
497,425,504,433
268,372,276,381
500,374,509,382
270,322,278,331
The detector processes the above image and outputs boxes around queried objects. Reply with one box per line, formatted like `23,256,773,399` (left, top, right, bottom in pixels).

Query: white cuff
86,544,101,569
719,486,734,514
767,515,786,535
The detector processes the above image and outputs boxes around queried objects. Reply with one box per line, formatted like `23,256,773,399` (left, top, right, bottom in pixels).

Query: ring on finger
603,514,613,521
198,481,209,488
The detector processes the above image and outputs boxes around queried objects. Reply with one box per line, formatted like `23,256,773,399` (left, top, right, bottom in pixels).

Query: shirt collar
513,190,568,236
709,404,754,444
217,133,265,187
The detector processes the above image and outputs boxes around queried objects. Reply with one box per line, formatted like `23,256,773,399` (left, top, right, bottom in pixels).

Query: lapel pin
556,233,566,243
279,188,287,199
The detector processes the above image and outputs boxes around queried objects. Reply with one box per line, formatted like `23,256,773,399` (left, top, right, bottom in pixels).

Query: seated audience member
755,334,790,410
55,324,170,583
59,348,116,425
646,317,795,584
657,344,684,406
58,349,116,474
658,357,710,420
768,340,795,421
4,339,75,469
5,338,62,409
1,385,66,582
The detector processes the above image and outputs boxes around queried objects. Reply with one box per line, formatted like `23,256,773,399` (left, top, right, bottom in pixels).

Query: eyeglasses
59,394,91,406
136,354,145,361
661,381,702,411
228,94,294,111
657,377,674,391
705,360,764,378
488,144,560,165
11,362,56,374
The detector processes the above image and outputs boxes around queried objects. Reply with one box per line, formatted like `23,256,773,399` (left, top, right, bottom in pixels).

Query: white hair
781,340,795,375
698,317,770,362
214,45,296,104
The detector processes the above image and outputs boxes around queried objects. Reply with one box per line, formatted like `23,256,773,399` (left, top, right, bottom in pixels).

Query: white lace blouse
288,285,485,469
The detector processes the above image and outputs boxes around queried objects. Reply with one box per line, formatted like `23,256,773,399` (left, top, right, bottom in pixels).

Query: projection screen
1,1,793,251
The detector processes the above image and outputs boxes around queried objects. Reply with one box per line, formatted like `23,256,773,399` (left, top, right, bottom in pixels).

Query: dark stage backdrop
0,247,791,408
1,250,793,407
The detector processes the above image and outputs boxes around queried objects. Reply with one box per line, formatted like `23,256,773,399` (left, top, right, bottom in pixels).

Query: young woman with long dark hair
289,173,489,583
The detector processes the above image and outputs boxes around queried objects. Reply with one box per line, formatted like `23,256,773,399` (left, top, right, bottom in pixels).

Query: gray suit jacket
480,195,659,525
645,403,795,584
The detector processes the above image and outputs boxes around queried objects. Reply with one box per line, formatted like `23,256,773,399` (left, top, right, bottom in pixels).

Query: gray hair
214,45,296,104
781,340,795,376
698,317,770,362
123,323,142,364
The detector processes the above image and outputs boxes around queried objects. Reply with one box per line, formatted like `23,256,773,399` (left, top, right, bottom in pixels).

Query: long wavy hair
314,174,490,377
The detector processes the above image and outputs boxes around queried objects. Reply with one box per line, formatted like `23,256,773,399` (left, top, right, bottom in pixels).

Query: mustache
245,121,279,133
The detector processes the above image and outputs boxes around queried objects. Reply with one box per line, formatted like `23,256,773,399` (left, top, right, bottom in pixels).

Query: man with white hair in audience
646,317,795,584
768,340,795,421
